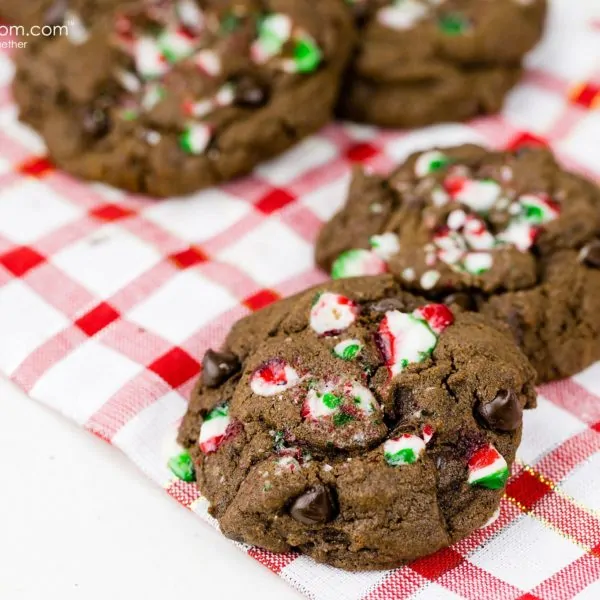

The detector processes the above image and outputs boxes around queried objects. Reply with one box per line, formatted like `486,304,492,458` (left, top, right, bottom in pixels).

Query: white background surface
0,376,300,600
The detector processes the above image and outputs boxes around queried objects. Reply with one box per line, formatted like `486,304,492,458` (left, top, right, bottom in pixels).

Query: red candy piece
443,175,467,197
468,444,500,470
255,359,290,386
415,304,454,334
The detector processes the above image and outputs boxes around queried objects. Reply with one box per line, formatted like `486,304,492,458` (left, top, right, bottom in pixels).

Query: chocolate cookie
176,275,536,571
316,144,600,383
12,0,353,196
339,0,547,127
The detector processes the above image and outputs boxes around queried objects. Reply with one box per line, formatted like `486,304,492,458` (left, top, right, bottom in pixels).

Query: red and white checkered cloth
1,1,600,598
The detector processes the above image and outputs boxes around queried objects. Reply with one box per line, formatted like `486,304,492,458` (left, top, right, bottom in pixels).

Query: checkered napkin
1,1,600,598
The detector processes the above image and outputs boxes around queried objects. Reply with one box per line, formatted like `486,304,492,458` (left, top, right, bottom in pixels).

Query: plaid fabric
1,1,600,598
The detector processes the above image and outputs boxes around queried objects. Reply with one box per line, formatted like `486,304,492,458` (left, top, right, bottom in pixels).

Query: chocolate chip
580,240,600,269
82,107,110,139
369,297,406,313
202,349,240,388
44,0,68,27
443,292,476,311
475,390,523,432
290,485,337,525
234,75,270,108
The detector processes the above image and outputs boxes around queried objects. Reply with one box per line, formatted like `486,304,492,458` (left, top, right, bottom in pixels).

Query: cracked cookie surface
339,0,546,127
12,0,353,196
178,275,536,571
316,144,600,383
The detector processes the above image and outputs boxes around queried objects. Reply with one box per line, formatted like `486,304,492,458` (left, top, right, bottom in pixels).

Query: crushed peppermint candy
384,434,426,466
250,358,301,396
444,176,502,214
275,455,301,474
377,304,453,376
378,0,429,30
370,232,401,261
301,380,377,424
415,150,451,177
199,404,233,454
310,293,358,335
179,123,212,154
333,339,363,361
167,450,195,482
468,444,510,489
422,424,435,445
331,249,387,279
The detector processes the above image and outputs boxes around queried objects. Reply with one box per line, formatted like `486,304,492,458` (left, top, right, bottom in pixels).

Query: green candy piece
322,392,343,410
385,448,417,466
221,13,242,34
333,412,354,427
294,37,322,73
167,450,196,482
341,344,360,360
472,468,509,490
439,13,469,36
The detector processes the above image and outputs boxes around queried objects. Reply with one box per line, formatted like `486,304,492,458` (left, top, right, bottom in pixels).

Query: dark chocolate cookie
339,0,547,127
177,275,536,571
316,144,600,383
12,0,353,196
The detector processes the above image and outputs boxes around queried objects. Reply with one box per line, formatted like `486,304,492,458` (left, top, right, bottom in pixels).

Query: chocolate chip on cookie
316,144,600,383
177,275,536,570
202,349,241,388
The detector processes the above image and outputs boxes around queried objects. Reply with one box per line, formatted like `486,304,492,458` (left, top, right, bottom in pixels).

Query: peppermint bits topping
333,339,363,361
415,150,451,177
199,404,234,454
331,249,387,279
377,304,453,376
468,444,509,489
310,293,358,335
413,304,454,335
384,434,426,466
250,359,301,396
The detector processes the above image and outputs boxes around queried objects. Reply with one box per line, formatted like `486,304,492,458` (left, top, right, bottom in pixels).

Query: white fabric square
559,114,600,173
575,577,600,600
470,514,584,589
503,85,566,134
527,0,600,80
256,137,338,185
384,124,487,163
518,396,587,466
573,362,600,394
559,451,600,513
302,174,351,221
143,188,249,243
52,225,161,298
0,180,83,243
282,555,387,600
0,106,46,153
31,340,143,424
112,390,188,485
410,583,464,600
0,280,69,374
218,220,313,286
127,270,237,344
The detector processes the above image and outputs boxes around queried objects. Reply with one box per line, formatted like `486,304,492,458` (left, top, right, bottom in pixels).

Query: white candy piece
379,310,437,376
415,150,449,177
378,0,428,31
370,232,401,261
454,180,502,214
250,360,301,397
310,293,357,335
